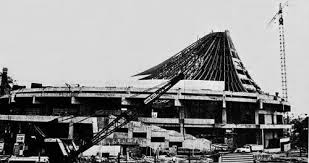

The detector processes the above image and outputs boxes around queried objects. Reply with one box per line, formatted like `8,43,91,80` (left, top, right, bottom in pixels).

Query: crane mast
269,2,289,101
278,3,288,101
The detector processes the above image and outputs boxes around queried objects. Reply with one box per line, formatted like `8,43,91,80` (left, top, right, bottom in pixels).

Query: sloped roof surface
135,31,261,93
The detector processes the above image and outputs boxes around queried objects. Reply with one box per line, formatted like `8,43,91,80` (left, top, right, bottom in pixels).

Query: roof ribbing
135,31,261,93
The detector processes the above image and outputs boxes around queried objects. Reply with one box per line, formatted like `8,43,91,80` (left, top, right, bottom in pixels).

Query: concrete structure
0,31,291,156
102,120,211,152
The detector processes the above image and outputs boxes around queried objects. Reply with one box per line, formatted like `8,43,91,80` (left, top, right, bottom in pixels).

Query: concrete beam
9,88,288,107
260,124,292,129
184,118,215,125
215,124,257,129
138,117,215,125
0,114,94,124
258,110,275,114
225,97,256,103
184,124,214,128
138,117,179,124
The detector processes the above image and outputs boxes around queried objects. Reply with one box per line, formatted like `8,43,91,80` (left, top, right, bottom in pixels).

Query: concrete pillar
68,122,74,139
121,97,131,106
71,96,80,104
128,124,133,139
174,99,182,107
256,131,260,144
92,117,98,133
10,94,16,103
180,119,186,135
146,126,151,146
176,89,185,134
18,122,22,133
179,107,185,135
222,99,226,108
32,96,40,104
222,92,226,108
273,113,277,124
261,129,265,148
255,110,259,125
222,93,227,124
259,99,263,109
222,108,227,124
179,107,185,119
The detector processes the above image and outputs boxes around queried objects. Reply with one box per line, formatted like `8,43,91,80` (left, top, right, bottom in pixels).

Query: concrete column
179,107,185,119
179,107,185,135
255,110,259,125
222,99,226,108
256,131,261,144
68,122,74,139
18,122,22,133
273,113,277,124
128,123,133,139
32,96,40,104
180,119,186,135
222,108,227,124
222,93,227,124
146,126,151,146
174,99,182,107
261,129,265,148
71,96,80,104
259,99,263,109
222,91,226,108
92,117,98,133
121,97,131,106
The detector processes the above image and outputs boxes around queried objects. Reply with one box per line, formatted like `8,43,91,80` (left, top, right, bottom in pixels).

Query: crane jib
67,73,184,161
144,82,173,105
143,73,184,105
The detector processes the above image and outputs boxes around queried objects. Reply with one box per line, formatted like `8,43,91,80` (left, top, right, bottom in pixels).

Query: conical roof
135,31,261,93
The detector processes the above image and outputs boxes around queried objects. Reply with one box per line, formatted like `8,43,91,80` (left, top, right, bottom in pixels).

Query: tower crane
268,1,289,101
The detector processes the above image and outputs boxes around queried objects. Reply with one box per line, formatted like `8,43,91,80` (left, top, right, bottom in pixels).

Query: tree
290,115,308,151
0,67,13,96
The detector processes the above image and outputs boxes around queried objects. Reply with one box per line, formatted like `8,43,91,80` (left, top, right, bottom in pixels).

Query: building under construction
0,31,291,158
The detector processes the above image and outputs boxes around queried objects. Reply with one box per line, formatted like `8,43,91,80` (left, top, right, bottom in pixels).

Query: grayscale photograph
0,0,308,163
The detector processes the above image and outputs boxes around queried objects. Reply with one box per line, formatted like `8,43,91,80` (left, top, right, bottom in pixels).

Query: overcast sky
0,0,308,114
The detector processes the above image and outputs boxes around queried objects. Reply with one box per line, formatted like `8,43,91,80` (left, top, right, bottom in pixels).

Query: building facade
0,31,291,155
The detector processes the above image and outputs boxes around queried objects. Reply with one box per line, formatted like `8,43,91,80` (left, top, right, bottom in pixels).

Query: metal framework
278,3,288,101
71,110,137,158
135,31,261,93
268,2,289,101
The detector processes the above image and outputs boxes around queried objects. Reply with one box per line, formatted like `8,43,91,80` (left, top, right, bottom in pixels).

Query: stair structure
219,153,254,163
